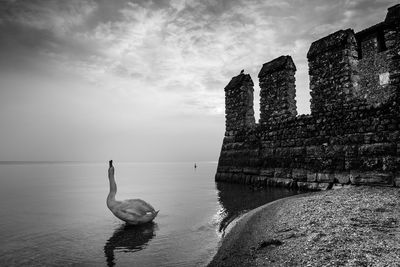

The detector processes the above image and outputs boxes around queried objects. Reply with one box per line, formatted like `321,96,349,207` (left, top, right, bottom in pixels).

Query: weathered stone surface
332,183,345,190
296,182,332,191
316,173,334,183
292,168,307,181
274,168,292,179
355,22,394,106
317,182,332,190
259,168,274,177
307,171,317,182
215,4,400,190
297,182,315,190
350,171,393,185
259,56,297,124
267,178,294,188
394,173,400,187
334,172,351,184
224,73,255,133
243,167,259,175
358,143,397,156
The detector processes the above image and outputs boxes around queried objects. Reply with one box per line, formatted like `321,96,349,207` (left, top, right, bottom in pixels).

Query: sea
0,162,298,266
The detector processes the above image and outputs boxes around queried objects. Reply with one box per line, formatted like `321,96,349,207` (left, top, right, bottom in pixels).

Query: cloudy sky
0,0,396,162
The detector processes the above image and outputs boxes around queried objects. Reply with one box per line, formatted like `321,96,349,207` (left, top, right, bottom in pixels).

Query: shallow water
0,162,298,266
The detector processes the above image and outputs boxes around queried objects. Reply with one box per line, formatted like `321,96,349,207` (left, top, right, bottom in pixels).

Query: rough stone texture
259,56,297,124
216,5,400,190
356,22,393,106
224,73,255,135
308,29,360,115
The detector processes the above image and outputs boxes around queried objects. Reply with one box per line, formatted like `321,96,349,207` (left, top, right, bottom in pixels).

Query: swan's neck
107,174,117,208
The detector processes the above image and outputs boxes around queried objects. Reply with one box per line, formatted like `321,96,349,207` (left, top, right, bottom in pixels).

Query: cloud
0,0,100,66
0,0,97,34
1,0,399,120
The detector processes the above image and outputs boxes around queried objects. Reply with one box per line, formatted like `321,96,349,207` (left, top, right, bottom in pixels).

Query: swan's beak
109,160,113,168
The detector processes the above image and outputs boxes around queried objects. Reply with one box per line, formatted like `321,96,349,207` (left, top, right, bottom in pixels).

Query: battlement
217,4,400,190
258,56,297,124
224,73,255,136
308,29,359,115
258,55,296,76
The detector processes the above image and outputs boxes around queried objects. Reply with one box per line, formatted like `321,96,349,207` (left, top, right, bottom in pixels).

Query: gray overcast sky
0,0,397,162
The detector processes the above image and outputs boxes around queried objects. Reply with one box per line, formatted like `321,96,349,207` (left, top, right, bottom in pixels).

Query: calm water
0,162,298,266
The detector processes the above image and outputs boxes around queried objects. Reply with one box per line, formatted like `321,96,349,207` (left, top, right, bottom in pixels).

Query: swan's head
108,160,114,177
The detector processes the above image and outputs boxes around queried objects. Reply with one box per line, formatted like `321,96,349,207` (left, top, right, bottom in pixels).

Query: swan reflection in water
104,222,157,267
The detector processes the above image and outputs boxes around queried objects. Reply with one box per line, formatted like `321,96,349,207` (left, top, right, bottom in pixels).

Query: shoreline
208,186,400,266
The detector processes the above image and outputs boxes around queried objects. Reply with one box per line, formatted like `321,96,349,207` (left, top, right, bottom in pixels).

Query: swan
107,160,159,225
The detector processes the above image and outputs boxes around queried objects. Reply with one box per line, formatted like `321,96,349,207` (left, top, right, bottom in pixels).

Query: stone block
232,173,241,183
275,147,292,158
344,145,358,157
325,145,344,158
345,158,360,170
317,172,335,182
291,147,306,157
243,167,259,174
332,183,344,190
382,156,396,171
262,148,275,157
297,182,312,190
358,143,397,156
255,176,268,184
307,171,317,182
259,168,274,177
267,178,294,188
394,174,400,187
317,182,332,190
274,168,292,179
350,171,393,186
359,157,381,170
306,146,324,157
245,175,253,184
334,172,351,184
217,172,230,181
217,166,230,173
296,182,330,191
292,168,307,181
230,167,243,173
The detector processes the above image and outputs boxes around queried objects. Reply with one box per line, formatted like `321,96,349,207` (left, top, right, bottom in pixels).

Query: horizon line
0,160,218,165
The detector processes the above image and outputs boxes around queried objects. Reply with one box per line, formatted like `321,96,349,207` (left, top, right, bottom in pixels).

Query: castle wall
216,4,400,190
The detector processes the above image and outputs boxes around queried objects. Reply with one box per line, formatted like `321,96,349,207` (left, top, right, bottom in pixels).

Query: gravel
208,186,400,266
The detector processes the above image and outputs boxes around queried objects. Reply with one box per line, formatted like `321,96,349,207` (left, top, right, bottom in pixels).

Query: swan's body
107,161,158,225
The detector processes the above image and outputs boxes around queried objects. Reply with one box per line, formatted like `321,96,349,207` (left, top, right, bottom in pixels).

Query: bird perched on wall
240,69,244,74
107,160,159,225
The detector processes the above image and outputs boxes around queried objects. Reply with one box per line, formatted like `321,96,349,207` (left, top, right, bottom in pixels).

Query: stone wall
224,73,255,135
215,4,400,190
259,56,297,124
355,21,395,106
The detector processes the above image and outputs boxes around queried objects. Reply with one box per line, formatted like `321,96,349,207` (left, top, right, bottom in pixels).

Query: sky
0,0,397,162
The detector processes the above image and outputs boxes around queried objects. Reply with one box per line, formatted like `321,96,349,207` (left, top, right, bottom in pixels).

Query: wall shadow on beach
104,222,157,267
216,182,298,234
